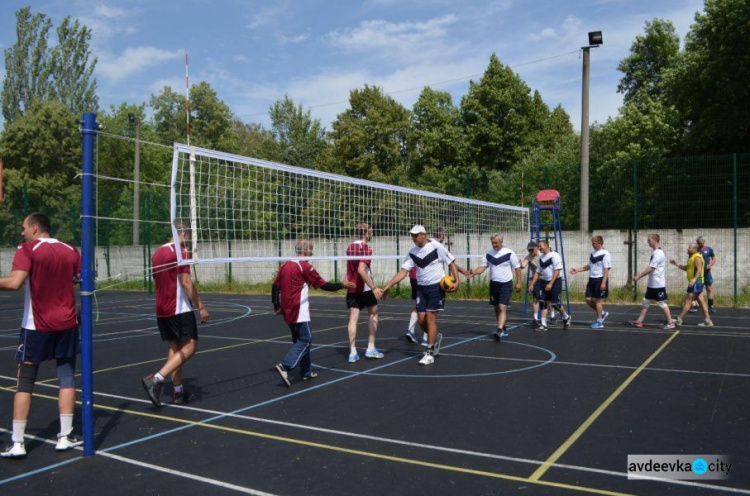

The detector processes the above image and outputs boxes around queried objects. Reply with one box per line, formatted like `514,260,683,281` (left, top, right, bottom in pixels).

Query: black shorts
585,277,608,299
416,283,445,313
534,279,562,304
410,278,418,300
346,291,378,310
644,287,668,302
157,312,198,343
489,280,513,307
16,327,79,363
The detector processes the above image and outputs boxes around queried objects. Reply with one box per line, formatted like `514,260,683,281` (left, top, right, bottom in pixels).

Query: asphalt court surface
0,290,748,495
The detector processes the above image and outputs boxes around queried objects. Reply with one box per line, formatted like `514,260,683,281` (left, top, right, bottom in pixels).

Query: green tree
50,16,98,115
268,95,327,168
1,7,98,125
460,54,537,185
324,85,411,183
0,101,81,241
617,19,680,107
664,0,750,153
407,87,467,195
150,82,234,150
2,7,54,124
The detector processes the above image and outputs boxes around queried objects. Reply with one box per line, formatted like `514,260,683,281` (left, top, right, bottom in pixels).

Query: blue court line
102,324,531,452
0,324,534,486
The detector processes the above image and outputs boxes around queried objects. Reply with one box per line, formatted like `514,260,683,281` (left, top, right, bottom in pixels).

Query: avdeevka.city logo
627,455,732,480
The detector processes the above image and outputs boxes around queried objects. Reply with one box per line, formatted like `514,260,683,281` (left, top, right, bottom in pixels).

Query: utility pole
580,31,602,233
129,114,141,245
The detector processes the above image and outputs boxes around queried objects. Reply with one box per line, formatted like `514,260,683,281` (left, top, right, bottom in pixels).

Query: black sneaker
301,372,318,381
536,324,548,332
172,390,193,405
142,374,163,407
56,434,83,451
563,316,571,330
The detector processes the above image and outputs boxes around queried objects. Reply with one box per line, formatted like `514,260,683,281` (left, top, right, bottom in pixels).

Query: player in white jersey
569,235,611,329
631,234,676,329
528,240,571,331
383,225,470,365
469,234,522,341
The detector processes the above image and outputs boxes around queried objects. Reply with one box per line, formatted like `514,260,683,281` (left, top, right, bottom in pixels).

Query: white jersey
480,247,520,283
647,248,667,288
588,249,611,279
536,251,563,281
401,239,455,286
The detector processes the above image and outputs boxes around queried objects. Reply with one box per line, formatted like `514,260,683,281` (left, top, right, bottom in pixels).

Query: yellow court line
36,321,358,383
0,386,630,496
529,330,680,481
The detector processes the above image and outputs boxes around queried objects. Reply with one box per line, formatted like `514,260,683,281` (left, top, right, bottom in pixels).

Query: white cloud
328,14,458,51
247,4,288,30
98,46,184,82
94,5,127,19
528,27,557,41
277,33,309,45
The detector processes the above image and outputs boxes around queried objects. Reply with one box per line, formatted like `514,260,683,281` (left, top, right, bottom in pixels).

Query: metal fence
0,151,748,304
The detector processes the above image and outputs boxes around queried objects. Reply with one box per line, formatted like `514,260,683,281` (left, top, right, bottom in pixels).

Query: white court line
2,377,749,494
0,429,277,495
439,349,750,379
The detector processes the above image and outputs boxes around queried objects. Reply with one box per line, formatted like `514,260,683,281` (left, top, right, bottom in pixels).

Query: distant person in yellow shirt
670,242,713,327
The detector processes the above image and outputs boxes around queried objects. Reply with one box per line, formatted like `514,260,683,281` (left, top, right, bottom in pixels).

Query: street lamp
128,113,141,245
580,30,602,233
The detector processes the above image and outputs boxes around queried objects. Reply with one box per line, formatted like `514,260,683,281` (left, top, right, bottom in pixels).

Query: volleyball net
171,143,529,268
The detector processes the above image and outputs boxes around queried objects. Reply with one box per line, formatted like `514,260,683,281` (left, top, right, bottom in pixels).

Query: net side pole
189,147,198,258
80,112,97,456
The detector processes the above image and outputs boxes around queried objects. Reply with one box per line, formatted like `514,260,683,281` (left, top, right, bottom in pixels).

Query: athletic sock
154,372,165,382
12,420,27,443
174,384,184,394
408,312,418,332
59,414,74,437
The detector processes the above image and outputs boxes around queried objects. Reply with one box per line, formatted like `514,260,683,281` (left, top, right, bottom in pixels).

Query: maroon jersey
345,240,373,294
12,238,80,331
273,260,327,324
152,242,192,318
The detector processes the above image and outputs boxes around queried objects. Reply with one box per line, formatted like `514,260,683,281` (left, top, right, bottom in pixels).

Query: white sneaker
56,434,83,451
419,352,435,365
1,441,26,458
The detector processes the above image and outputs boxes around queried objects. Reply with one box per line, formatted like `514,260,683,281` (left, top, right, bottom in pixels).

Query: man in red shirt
272,239,354,386
345,223,384,363
142,222,209,407
0,213,82,459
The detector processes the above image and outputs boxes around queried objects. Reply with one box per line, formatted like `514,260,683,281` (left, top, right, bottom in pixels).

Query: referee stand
523,189,571,318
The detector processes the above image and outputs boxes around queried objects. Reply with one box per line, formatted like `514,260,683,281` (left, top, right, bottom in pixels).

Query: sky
0,0,706,136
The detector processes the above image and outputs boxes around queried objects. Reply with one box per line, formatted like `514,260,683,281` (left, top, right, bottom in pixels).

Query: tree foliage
0,101,81,241
324,85,411,183
268,95,327,168
617,19,680,107
1,6,97,126
663,0,750,153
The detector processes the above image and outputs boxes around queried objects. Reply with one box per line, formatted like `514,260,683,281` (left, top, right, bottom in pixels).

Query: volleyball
439,275,457,291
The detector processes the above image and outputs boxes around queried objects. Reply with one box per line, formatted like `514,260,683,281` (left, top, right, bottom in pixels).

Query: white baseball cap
409,225,426,234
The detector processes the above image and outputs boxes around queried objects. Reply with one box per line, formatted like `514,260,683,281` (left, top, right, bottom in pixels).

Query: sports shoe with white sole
141,374,163,408
418,352,435,365
1,442,26,458
56,434,83,451
275,364,291,387
365,348,384,359
405,331,418,344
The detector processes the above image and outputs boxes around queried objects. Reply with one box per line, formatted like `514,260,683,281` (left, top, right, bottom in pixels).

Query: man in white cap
383,225,470,365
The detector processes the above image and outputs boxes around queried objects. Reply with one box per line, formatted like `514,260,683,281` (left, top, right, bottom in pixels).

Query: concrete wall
0,229,745,296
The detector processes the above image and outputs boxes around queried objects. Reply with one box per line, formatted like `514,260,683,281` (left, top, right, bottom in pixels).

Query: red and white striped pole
185,53,190,146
